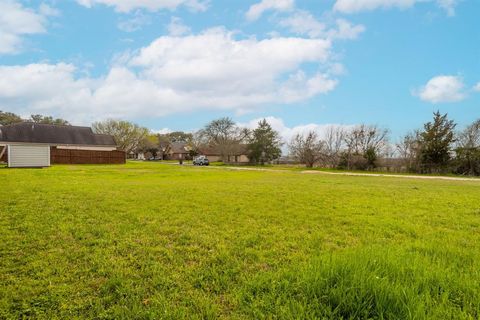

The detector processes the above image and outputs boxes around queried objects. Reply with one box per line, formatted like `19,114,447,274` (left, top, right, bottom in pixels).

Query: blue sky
0,0,479,141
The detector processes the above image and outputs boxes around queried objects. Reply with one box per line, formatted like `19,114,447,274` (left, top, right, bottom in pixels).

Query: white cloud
246,0,294,21
0,63,99,124
76,0,208,13
333,0,459,16
240,116,354,144
0,0,51,54
0,28,340,124
118,11,151,32
436,0,458,16
39,4,61,17
474,83,480,92
279,10,326,38
279,11,365,40
415,75,466,103
334,0,416,13
167,17,191,36
278,71,338,103
152,128,172,134
330,19,366,40
327,63,347,76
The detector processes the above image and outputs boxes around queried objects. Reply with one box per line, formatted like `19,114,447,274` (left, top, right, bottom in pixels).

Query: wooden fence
51,148,126,164
0,146,6,163
1,146,126,164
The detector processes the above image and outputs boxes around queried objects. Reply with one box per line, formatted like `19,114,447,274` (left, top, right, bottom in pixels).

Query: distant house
164,142,191,160
130,142,192,161
0,122,125,167
199,145,250,163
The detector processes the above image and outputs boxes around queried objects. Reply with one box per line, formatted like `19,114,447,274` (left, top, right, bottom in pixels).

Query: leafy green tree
364,147,377,170
157,131,196,160
0,111,23,126
92,119,149,153
418,111,456,173
247,119,282,165
454,148,480,176
138,134,160,159
30,114,70,125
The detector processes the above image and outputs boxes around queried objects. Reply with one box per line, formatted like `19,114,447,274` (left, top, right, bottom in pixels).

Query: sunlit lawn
1,162,479,319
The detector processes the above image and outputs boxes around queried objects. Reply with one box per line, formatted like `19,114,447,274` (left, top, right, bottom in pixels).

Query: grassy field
1,162,479,319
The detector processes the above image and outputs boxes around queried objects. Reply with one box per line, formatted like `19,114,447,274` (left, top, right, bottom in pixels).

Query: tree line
289,111,480,176
92,112,479,176
0,111,70,126
1,110,479,176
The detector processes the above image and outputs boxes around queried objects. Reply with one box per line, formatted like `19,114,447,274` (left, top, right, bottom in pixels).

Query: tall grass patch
241,246,480,319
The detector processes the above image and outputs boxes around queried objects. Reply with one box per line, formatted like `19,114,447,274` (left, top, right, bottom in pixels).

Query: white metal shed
7,144,50,168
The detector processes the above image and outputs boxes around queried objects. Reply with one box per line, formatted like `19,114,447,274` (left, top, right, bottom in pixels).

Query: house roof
199,144,248,156
0,122,116,146
169,142,189,154
198,145,220,155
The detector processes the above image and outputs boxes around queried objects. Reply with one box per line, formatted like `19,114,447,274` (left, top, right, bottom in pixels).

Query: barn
0,122,125,167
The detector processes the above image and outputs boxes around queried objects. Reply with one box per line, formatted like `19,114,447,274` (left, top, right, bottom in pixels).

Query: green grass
1,162,479,319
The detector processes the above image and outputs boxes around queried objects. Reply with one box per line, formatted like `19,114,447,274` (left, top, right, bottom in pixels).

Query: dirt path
300,170,480,182
207,165,480,182
164,162,479,182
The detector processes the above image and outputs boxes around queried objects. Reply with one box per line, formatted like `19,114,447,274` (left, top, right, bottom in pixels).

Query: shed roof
0,122,116,146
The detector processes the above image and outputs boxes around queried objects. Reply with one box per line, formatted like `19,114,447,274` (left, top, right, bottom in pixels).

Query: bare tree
289,131,326,168
324,126,346,168
343,124,389,169
199,117,250,161
185,131,207,158
454,119,480,175
396,131,421,172
457,119,480,150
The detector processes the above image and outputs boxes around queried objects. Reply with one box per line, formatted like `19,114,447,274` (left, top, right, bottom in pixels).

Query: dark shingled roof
0,122,116,146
